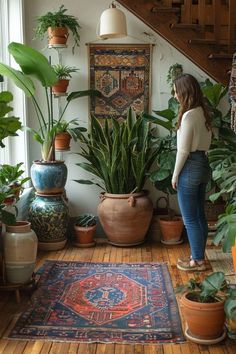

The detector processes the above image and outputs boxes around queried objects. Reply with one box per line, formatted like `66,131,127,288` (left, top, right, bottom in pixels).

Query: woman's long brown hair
173,74,212,130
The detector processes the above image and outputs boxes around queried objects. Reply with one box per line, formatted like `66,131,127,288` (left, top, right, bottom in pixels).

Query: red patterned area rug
7,261,184,343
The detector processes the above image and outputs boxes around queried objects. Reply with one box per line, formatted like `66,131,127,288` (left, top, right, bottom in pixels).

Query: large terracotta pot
30,160,68,195
97,191,153,246
180,292,226,342
3,221,38,284
47,27,69,47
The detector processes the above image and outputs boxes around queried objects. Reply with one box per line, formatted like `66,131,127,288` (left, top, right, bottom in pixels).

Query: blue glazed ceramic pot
29,194,69,251
31,160,68,195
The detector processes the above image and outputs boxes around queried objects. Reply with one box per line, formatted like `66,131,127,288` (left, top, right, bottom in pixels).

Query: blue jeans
177,151,211,260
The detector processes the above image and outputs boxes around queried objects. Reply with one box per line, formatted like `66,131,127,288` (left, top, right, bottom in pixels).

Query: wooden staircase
117,0,236,85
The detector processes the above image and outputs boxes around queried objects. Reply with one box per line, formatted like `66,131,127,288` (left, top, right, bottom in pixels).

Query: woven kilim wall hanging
89,44,152,120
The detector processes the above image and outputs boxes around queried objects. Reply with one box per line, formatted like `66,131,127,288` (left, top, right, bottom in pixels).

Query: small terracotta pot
55,132,71,151
74,224,96,247
159,216,183,244
47,27,69,47
180,292,226,340
52,79,69,94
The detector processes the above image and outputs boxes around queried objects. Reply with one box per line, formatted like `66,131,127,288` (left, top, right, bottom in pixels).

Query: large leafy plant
74,107,159,194
143,97,178,197
0,91,21,148
0,42,100,161
0,91,27,225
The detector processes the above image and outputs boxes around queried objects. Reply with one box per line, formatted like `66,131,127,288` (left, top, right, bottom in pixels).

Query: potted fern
34,5,81,53
52,64,79,95
74,213,97,247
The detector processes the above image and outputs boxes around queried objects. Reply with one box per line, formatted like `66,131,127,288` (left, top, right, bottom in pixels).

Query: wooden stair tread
151,6,180,13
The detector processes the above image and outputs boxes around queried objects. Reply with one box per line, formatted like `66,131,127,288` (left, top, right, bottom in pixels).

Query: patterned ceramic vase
29,194,69,251
3,221,38,284
30,160,68,195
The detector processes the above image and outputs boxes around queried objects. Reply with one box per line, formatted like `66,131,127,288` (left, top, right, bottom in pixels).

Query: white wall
23,0,220,216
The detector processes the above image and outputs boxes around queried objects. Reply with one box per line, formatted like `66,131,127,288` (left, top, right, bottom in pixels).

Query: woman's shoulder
182,106,203,120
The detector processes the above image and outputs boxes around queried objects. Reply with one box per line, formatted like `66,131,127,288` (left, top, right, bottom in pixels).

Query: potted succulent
176,271,234,344
143,97,184,244
54,118,86,151
74,107,159,246
74,213,97,247
34,5,81,53
52,64,79,95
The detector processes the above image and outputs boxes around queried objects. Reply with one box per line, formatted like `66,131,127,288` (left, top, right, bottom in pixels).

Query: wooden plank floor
0,238,235,354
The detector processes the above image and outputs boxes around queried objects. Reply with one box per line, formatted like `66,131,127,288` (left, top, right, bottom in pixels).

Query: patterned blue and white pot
29,194,69,251
31,160,68,195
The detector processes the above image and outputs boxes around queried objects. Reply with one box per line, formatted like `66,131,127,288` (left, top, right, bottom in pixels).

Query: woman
172,74,212,271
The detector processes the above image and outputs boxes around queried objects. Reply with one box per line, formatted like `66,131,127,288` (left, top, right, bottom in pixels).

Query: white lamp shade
99,7,127,39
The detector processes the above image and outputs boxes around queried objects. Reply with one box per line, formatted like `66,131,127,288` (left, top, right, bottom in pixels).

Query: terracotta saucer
161,238,183,245
185,327,227,345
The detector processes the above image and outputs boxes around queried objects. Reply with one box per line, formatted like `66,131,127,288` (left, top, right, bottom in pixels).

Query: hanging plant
167,63,183,90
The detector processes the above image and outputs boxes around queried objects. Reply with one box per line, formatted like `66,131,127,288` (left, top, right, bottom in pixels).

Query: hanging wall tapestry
89,44,152,120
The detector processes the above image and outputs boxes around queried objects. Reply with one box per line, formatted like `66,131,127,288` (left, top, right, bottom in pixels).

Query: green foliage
55,119,87,141
0,91,22,148
0,42,101,161
34,5,81,53
74,107,159,194
0,162,30,188
213,204,236,252
143,96,178,198
166,63,183,88
52,64,79,79
200,78,230,129
176,271,229,303
75,213,96,227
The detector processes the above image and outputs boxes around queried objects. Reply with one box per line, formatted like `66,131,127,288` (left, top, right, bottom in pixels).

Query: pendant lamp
98,2,127,39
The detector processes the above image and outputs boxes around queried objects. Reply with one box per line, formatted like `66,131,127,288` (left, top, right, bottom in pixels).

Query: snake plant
74,107,159,194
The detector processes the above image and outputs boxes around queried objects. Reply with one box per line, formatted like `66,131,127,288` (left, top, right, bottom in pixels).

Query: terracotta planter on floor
74,225,96,248
97,191,153,246
159,216,184,245
180,292,226,343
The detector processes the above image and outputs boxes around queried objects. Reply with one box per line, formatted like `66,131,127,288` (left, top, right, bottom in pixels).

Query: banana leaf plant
74,107,159,194
0,42,101,161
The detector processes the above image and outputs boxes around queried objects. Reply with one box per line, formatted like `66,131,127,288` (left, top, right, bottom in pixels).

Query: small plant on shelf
52,64,79,80
34,5,81,53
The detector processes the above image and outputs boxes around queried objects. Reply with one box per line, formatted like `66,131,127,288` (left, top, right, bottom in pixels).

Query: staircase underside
117,0,236,86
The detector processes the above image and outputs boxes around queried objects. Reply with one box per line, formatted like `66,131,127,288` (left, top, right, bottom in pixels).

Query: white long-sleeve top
172,106,212,184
